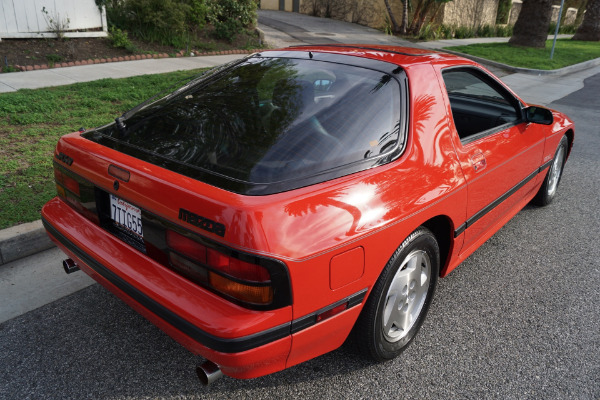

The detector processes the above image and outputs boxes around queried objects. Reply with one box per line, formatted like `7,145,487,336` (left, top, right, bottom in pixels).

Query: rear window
85,54,405,195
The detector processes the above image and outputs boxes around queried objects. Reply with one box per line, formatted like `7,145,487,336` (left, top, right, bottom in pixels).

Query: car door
440,67,546,254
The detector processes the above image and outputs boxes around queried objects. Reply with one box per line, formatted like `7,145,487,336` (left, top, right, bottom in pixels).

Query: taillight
209,273,273,304
53,162,98,224
54,167,80,197
167,230,207,263
166,230,274,305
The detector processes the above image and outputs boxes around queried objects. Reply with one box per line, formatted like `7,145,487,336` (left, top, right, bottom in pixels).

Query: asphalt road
1,77,599,400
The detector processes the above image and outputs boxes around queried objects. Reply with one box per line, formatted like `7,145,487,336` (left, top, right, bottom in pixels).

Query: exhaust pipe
196,361,223,386
62,259,80,274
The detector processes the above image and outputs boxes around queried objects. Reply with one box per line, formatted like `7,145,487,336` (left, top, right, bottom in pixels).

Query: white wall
0,0,107,39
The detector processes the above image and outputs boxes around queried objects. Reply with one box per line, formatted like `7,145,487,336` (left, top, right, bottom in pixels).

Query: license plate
110,194,143,237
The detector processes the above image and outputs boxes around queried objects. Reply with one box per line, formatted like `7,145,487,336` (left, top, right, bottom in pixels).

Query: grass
0,68,206,229
449,39,600,70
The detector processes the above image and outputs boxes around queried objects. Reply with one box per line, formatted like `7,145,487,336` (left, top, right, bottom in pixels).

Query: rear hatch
82,51,405,195
52,132,291,311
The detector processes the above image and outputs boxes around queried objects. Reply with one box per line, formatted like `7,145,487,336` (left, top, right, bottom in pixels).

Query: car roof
276,44,470,66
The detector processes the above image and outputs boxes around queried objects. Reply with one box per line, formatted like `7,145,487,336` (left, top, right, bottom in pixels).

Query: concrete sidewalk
0,54,245,93
417,33,574,50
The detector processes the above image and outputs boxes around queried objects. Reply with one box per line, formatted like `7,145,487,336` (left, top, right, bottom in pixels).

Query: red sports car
42,45,574,384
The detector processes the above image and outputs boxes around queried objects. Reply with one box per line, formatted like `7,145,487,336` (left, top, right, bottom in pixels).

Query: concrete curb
439,49,600,76
0,220,54,266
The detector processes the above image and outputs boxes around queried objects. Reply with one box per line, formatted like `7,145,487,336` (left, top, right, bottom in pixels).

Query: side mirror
524,106,553,125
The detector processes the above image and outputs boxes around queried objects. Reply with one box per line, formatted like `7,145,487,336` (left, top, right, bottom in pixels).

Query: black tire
533,135,568,206
351,227,439,361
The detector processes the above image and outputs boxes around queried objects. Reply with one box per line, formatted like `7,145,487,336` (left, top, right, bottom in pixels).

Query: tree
508,0,553,48
383,0,401,33
573,0,600,41
401,0,409,33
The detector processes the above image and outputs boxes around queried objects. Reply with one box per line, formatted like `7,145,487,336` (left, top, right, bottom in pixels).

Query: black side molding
42,217,367,353
454,161,554,238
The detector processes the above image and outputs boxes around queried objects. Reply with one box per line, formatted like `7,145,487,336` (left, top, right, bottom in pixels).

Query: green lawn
0,69,206,229
449,39,600,70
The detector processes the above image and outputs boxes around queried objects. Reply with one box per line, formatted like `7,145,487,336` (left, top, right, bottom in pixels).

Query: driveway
258,9,411,48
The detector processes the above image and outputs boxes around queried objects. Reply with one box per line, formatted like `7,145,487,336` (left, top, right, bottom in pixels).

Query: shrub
549,22,577,34
41,6,71,40
206,0,257,42
109,27,132,48
418,23,436,40
188,0,209,29
496,0,512,24
477,24,496,38
106,0,191,46
417,23,515,41
496,24,513,37
46,54,64,67
104,0,256,46
454,25,475,39
439,24,454,39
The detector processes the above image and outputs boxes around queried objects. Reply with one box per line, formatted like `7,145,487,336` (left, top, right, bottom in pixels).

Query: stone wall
507,0,522,25
298,0,394,29
563,7,578,25
262,0,508,30
506,1,578,28
551,5,579,24
441,0,499,27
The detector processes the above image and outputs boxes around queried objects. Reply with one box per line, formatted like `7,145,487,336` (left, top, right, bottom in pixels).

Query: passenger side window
442,68,521,142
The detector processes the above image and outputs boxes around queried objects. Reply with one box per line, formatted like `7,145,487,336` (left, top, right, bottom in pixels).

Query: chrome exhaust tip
196,361,223,386
62,259,80,274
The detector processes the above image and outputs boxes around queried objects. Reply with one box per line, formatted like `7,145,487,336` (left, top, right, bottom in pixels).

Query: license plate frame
109,194,143,238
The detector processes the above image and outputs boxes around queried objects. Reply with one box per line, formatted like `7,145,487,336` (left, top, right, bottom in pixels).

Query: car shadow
0,283,387,398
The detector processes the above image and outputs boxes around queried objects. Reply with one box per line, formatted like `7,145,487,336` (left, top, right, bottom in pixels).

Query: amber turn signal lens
56,184,66,198
209,272,273,304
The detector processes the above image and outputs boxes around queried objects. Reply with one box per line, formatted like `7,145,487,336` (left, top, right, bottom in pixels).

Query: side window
442,68,522,141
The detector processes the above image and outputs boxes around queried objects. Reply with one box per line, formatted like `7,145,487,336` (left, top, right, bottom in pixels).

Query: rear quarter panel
256,62,467,321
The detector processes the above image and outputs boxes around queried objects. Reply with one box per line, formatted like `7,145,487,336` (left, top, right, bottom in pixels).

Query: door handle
470,152,487,172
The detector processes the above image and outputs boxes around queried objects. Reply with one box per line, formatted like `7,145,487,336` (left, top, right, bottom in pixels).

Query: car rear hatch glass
83,52,407,195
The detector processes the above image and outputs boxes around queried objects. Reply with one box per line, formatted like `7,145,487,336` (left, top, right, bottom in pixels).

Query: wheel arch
421,215,454,277
564,129,574,159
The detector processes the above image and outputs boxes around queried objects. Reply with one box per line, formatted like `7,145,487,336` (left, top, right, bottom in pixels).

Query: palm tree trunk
401,0,409,34
508,0,553,48
573,0,600,41
383,0,401,33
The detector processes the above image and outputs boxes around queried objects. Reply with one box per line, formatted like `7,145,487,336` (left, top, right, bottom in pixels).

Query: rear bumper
42,197,367,379
42,197,294,379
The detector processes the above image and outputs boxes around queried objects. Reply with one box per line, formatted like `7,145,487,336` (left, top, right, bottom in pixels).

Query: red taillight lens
63,175,80,196
167,230,207,263
54,167,80,197
225,257,270,282
169,252,208,283
54,166,80,197
54,168,63,185
54,164,98,224
166,229,273,305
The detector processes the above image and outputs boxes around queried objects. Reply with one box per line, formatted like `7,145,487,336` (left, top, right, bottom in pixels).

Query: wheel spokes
548,146,564,195
382,250,431,342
